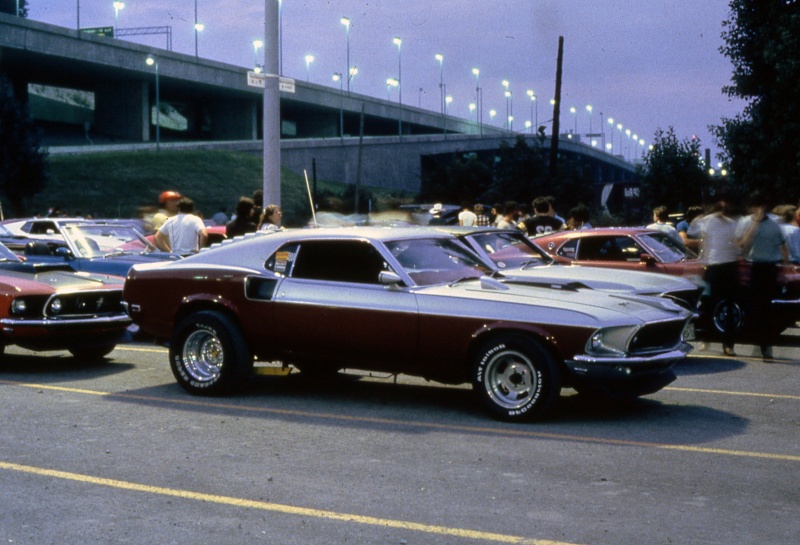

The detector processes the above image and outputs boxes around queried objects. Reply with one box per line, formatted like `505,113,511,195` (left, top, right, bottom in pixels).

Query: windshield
0,242,21,262
640,233,689,263
385,237,492,286
468,231,552,269
61,224,158,258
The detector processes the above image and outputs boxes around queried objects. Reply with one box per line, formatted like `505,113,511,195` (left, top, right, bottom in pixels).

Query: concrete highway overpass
1,13,638,196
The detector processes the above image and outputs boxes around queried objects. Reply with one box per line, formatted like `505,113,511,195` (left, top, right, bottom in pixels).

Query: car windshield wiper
520,258,551,270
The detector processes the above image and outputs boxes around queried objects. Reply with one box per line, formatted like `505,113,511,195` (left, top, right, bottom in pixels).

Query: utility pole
549,36,564,180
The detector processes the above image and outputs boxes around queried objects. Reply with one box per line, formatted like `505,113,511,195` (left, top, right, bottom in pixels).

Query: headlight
587,326,638,357
49,298,63,314
11,299,26,315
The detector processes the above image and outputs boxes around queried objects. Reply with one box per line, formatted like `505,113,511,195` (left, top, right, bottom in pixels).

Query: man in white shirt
646,205,685,249
458,202,477,226
155,197,208,255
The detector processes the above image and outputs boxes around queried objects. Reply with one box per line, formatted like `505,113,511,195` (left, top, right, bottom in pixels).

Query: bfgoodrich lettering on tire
170,311,253,396
472,334,560,422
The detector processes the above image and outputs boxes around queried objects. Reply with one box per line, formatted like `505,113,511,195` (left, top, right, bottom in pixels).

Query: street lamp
341,17,352,93
489,109,497,124
252,39,263,72
472,68,481,133
469,102,476,122
193,0,203,58
333,72,344,140
305,54,314,82
435,54,444,114
502,80,510,129
504,90,513,131
444,95,453,136
386,77,398,100
113,1,124,35
569,106,577,135
585,104,593,135
146,55,160,151
393,37,402,106
393,36,402,136
348,66,358,93
527,90,537,133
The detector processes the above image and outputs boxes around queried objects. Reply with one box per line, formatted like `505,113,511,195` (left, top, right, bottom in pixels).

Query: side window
265,243,299,276
287,240,388,284
579,236,644,261
556,238,578,259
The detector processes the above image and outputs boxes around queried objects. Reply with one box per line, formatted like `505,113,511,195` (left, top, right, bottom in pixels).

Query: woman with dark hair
225,197,257,238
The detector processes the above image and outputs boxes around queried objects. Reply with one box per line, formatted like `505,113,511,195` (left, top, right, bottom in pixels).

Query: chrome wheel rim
182,329,224,383
484,349,538,410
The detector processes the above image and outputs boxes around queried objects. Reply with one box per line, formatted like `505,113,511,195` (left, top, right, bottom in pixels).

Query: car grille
43,291,125,318
629,319,687,354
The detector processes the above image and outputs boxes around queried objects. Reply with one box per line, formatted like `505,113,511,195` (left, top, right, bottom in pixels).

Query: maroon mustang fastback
123,228,693,422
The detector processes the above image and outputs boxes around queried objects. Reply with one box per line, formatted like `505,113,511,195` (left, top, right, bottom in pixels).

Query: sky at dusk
28,1,744,162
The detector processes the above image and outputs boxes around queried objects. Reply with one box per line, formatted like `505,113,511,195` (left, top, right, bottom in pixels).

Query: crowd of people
144,189,284,256
442,196,593,237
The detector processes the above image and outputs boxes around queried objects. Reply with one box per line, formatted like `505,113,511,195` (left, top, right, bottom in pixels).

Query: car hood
0,265,124,294
504,264,699,295
415,276,690,329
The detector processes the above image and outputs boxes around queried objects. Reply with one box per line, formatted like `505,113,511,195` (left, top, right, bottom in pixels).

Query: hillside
17,150,412,227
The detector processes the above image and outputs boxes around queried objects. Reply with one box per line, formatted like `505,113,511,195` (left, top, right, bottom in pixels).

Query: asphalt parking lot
1,329,798,545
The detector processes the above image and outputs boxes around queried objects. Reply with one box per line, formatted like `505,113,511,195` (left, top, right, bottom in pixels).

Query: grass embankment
25,150,411,227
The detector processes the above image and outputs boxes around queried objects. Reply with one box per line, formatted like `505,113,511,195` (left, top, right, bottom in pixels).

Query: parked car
2,217,93,239
123,227,693,422
429,226,703,314
21,223,180,277
0,241,131,360
534,227,800,336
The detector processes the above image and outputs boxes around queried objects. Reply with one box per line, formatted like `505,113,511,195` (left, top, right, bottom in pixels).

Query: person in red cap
152,190,182,232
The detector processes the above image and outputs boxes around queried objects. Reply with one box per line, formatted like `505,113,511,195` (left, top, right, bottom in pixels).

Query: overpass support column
94,80,149,142
209,99,258,140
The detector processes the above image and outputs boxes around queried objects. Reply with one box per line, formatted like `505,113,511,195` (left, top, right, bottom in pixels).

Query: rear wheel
170,311,253,395
472,334,561,422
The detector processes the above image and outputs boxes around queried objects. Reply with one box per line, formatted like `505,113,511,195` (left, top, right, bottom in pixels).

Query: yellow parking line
0,460,574,545
4,380,800,463
666,386,800,401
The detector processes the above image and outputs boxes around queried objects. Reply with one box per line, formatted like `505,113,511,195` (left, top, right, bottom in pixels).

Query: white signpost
247,71,295,94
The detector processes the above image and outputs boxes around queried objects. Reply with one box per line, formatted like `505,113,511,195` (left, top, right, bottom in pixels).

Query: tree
712,0,800,202
0,0,29,16
0,75,49,216
638,127,710,212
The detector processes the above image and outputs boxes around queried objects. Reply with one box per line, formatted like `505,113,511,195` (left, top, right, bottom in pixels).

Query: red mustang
0,242,131,361
123,228,693,422
533,228,800,337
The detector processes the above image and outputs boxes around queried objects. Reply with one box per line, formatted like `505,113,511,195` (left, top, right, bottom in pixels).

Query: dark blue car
22,223,179,277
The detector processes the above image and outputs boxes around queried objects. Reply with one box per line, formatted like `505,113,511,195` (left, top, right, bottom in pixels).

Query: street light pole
252,39,263,72
305,54,314,82
473,68,481,135
393,37,402,136
333,73,344,142
113,1,124,36
341,17,351,94
193,0,205,58
146,55,160,151
435,54,444,115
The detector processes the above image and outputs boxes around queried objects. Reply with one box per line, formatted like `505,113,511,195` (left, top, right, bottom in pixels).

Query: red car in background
533,228,800,337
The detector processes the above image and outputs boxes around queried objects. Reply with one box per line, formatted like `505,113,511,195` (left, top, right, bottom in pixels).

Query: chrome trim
572,345,692,366
1,315,132,328
772,298,800,306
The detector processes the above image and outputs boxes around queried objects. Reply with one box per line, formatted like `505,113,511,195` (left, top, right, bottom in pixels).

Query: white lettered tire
472,334,560,422
170,311,253,396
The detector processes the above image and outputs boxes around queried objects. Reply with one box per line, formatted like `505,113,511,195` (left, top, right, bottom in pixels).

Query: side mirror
378,271,403,286
54,247,73,259
640,253,657,266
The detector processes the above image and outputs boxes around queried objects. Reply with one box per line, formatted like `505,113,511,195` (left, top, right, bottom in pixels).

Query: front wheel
711,298,745,335
170,311,253,396
472,334,561,422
